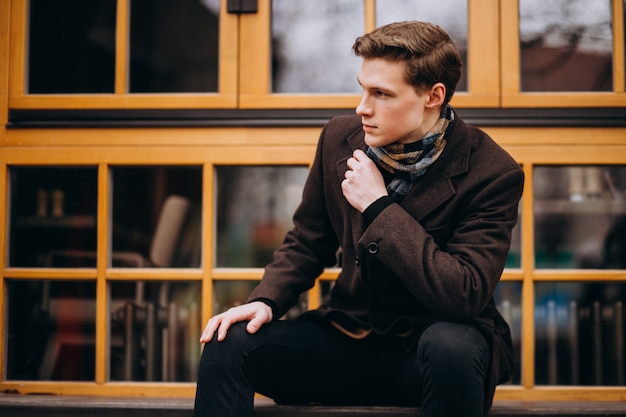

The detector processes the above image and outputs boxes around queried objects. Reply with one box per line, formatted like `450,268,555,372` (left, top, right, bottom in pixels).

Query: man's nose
356,94,371,116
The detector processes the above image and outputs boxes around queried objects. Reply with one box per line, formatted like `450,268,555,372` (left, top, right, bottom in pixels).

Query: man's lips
362,123,376,133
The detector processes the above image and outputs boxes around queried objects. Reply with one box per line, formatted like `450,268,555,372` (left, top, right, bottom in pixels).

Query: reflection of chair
117,286,200,382
45,194,201,268
41,195,201,381
112,195,202,381
111,194,201,268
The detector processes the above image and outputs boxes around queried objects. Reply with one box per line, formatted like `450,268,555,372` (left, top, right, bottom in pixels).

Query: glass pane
534,166,626,269
215,166,308,267
494,281,522,385
8,167,98,267
507,202,522,268
6,280,96,381
213,280,308,320
535,282,626,385
129,0,220,93
213,280,259,315
519,0,613,92
271,0,364,93
111,166,202,268
375,0,468,92
28,0,116,94
109,281,201,381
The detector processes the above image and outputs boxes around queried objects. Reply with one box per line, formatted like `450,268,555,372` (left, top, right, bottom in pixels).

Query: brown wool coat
249,113,524,408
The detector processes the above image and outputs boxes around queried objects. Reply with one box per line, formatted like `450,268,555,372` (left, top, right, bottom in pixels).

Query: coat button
355,256,360,266
367,242,379,254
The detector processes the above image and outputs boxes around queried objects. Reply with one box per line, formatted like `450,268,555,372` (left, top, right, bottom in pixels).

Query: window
502,0,625,106
2,0,626,402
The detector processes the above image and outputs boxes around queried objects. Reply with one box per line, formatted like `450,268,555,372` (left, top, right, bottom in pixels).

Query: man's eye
375,90,388,97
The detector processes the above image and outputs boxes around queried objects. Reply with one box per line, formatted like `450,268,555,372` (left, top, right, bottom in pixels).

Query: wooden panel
521,164,536,389
115,0,129,95
466,0,500,107
8,0,26,98
95,164,108,384
0,0,9,127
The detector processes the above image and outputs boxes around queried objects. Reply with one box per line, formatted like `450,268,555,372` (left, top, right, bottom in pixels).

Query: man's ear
426,83,446,109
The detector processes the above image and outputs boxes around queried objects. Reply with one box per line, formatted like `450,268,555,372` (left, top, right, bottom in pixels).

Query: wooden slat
115,0,129,95
95,164,109,384
612,0,625,93
467,0,500,107
521,163,536,389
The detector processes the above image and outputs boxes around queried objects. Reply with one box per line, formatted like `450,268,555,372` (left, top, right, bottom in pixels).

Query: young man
194,21,523,417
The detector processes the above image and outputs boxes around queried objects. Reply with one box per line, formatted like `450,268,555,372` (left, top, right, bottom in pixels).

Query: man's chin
363,134,379,147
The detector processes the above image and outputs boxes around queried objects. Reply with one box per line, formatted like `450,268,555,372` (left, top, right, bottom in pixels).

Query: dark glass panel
6,280,96,381
129,0,220,93
535,282,626,385
28,0,116,94
494,281,522,385
8,167,98,267
534,166,626,269
109,280,202,381
111,166,202,268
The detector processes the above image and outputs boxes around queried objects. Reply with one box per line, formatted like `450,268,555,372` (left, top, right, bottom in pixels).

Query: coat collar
341,115,472,221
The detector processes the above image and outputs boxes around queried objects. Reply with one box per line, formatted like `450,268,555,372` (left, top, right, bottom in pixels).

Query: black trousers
193,319,490,417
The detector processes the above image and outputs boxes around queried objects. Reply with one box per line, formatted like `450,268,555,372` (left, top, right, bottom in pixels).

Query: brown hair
352,21,461,105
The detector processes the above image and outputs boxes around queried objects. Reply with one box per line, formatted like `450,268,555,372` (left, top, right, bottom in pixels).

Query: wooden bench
0,394,624,416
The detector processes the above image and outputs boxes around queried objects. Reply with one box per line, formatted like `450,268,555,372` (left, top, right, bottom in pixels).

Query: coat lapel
335,116,471,227
399,118,472,221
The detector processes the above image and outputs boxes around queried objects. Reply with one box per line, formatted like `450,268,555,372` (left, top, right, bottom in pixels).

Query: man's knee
418,322,489,377
197,322,252,377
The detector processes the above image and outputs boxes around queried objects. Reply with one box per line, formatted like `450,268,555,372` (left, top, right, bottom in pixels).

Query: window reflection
535,282,626,385
507,203,522,268
28,0,116,94
8,167,98,267
213,280,308,320
534,166,626,269
213,280,260,315
6,280,96,381
375,0,468,92
129,0,220,92
519,0,613,91
494,282,522,385
111,166,202,268
215,166,308,267
271,0,364,93
109,281,201,381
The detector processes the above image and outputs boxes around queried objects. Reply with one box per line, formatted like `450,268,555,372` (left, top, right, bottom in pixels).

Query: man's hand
342,149,387,212
199,301,273,343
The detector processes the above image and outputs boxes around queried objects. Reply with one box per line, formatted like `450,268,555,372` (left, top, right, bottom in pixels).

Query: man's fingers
216,316,233,342
199,317,220,343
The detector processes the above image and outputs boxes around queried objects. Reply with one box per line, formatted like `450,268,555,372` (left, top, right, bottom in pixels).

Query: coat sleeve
360,151,524,322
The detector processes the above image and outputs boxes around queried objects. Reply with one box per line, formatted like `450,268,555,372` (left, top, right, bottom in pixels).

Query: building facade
1,0,625,401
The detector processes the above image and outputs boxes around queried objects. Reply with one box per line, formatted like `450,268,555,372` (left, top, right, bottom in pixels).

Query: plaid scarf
366,105,453,201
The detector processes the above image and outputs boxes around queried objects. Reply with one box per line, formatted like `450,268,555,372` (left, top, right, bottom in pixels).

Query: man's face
356,57,438,147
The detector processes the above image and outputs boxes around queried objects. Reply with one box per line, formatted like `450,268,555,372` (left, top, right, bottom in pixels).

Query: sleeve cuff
362,196,394,226
249,298,277,317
